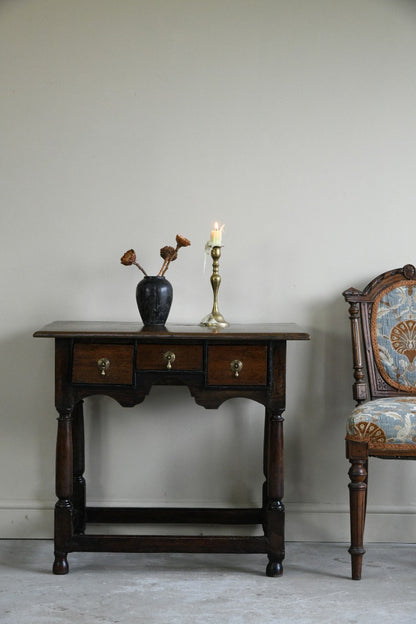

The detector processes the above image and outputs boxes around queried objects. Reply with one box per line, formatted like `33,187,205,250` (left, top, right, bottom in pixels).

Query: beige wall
2,0,416,540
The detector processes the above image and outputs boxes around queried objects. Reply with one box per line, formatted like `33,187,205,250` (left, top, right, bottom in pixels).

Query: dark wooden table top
34,321,310,341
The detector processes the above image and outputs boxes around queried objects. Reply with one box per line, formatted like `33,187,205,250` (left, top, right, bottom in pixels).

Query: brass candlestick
200,245,229,328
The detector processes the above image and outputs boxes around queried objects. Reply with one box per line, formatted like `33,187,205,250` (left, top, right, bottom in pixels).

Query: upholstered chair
343,264,416,580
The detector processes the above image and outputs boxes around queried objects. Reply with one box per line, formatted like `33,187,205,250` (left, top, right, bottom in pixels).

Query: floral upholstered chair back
372,275,416,395
345,264,416,402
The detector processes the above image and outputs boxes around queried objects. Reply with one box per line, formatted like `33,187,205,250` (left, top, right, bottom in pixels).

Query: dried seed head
176,234,191,249
160,245,177,261
120,249,137,265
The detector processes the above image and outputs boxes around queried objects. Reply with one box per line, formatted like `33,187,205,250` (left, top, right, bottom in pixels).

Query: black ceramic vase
136,276,173,326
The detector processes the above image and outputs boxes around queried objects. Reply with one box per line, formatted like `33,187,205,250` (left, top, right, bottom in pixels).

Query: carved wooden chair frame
343,263,416,579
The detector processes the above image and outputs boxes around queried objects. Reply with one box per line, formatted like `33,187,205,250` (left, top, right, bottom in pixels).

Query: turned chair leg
348,456,367,580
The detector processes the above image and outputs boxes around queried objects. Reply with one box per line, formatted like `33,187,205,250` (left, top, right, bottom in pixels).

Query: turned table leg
53,408,74,574
264,407,285,577
72,401,86,535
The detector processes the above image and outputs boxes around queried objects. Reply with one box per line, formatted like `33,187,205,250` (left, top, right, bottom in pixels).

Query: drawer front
72,344,134,385
207,345,267,386
136,344,203,371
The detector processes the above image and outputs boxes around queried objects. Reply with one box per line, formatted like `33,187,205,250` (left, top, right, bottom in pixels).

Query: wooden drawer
136,344,203,371
207,345,267,386
72,344,134,385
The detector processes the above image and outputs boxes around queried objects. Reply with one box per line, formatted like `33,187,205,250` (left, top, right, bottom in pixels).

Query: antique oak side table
34,322,309,576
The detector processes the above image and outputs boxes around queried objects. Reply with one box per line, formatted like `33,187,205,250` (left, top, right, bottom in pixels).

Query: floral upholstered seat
343,264,416,580
347,397,416,447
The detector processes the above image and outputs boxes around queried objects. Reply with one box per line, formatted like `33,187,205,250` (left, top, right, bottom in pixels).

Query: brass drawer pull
97,358,110,376
163,351,176,370
230,359,243,377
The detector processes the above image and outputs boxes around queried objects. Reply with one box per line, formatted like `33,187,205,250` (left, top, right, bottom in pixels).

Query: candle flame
213,222,225,231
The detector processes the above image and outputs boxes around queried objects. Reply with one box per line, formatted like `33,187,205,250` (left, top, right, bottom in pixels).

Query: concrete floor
1,541,416,623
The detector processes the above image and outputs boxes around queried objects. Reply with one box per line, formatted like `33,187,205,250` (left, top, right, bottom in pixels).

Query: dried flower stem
134,261,148,276
158,251,177,276
158,259,169,276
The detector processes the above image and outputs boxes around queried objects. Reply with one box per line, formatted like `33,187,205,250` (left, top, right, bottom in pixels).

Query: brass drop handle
163,351,176,370
230,359,243,377
97,357,110,376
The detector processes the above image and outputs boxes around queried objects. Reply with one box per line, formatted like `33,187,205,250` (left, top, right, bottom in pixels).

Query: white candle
210,222,224,246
